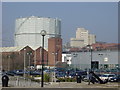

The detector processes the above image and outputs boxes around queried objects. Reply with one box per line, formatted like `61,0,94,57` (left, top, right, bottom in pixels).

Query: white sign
104,57,108,62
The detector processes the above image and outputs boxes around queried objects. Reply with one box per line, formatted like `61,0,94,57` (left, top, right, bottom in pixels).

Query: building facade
70,38,84,48
1,46,49,71
1,46,34,71
70,28,96,48
14,16,61,49
71,50,118,70
76,28,89,46
88,34,96,45
48,37,62,67
62,53,72,66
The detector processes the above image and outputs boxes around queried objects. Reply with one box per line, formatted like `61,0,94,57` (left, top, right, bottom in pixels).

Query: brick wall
48,37,62,66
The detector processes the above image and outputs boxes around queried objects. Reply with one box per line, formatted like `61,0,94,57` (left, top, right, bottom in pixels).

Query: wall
48,37,62,66
71,50,118,70
2,46,34,71
33,47,48,66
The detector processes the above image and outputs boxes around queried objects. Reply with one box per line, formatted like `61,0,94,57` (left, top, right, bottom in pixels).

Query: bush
57,77,76,82
31,79,40,82
30,74,50,82
44,73,50,82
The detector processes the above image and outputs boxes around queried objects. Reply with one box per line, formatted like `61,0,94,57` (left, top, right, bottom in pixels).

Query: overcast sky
2,2,118,47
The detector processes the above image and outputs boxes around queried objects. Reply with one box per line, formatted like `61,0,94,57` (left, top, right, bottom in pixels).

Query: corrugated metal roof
0,46,48,52
29,46,48,51
0,46,25,52
29,46,40,50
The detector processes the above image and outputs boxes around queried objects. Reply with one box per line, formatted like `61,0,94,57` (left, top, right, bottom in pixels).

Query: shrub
44,73,50,82
57,77,76,82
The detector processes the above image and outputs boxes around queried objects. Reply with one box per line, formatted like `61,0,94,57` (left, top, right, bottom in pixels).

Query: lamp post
98,54,108,69
40,30,46,87
34,50,36,69
98,53,104,74
104,57,108,69
27,52,32,74
23,48,26,86
52,52,57,82
73,53,78,72
27,52,32,70
8,55,11,71
87,45,93,70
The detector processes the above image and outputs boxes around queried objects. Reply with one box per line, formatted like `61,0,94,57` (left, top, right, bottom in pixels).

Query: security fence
9,76,46,87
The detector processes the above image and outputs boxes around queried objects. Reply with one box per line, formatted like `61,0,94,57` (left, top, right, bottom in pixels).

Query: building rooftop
0,46,25,52
0,46,48,52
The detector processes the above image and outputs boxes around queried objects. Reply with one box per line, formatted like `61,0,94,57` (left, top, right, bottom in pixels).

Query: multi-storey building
88,34,96,45
76,28,89,46
70,28,96,48
70,38,85,48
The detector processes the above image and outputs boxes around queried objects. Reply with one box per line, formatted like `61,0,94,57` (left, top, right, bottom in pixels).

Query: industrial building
1,46,35,71
14,16,61,49
62,50,118,70
1,37,62,71
0,16,63,71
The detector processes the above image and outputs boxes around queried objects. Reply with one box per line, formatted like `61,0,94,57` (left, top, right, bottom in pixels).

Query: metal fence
9,76,42,87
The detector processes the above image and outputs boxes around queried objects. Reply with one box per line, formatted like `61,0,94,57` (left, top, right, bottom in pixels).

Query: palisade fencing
9,76,42,87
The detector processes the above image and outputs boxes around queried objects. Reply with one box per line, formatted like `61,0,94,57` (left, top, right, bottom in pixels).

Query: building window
67,60,69,62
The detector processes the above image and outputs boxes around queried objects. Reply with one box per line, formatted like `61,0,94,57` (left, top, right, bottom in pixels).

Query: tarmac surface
1,82,120,88
0,76,120,90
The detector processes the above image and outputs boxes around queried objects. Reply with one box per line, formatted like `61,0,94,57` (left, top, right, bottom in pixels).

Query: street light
104,57,108,69
98,53,104,69
27,52,32,70
40,30,46,87
34,50,37,69
98,54,108,69
52,52,57,82
87,45,93,70
73,53,78,72
8,55,11,71
23,48,26,86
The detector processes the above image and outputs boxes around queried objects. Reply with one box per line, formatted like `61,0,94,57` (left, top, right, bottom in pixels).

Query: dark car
6,71,15,76
56,72,65,78
30,71,41,75
109,75,120,82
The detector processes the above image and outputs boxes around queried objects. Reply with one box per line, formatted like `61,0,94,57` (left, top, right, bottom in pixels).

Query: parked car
68,72,76,78
109,75,120,82
30,71,41,75
99,74,116,81
56,72,65,78
6,71,15,76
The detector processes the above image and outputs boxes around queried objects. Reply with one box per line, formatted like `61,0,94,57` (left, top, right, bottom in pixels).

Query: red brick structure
2,46,34,71
92,43,119,50
48,37,62,66
2,37,62,70
33,47,48,66
2,46,49,71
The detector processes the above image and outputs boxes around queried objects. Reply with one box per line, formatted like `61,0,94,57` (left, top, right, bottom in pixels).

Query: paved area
44,82,119,88
0,76,119,89
1,82,120,90
1,82,119,88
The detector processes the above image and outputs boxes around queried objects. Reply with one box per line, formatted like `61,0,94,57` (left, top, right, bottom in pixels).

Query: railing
9,76,41,87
